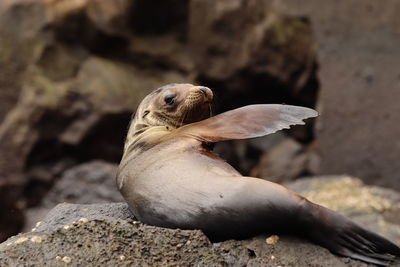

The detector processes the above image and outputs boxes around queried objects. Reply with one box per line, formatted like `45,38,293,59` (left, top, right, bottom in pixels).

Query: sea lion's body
117,83,400,266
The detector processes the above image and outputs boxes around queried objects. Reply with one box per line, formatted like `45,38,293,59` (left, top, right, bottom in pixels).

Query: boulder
0,202,386,267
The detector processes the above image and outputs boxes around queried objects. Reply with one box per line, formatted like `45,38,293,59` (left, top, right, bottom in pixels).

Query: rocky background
0,0,399,265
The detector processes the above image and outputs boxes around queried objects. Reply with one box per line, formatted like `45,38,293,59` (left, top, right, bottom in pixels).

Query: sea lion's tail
302,203,400,266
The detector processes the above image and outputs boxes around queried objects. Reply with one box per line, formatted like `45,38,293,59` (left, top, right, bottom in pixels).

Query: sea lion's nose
199,87,208,95
195,86,213,101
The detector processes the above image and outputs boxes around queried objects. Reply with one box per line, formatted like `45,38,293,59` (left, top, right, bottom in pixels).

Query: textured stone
2,199,397,266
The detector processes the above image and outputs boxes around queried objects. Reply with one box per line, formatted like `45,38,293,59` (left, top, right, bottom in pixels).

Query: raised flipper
175,104,318,142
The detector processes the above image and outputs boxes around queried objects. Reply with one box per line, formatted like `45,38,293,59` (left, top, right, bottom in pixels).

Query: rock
24,161,124,232
189,0,316,84
1,200,394,267
75,56,189,113
277,0,400,190
0,0,47,123
251,138,317,183
42,160,122,205
86,0,132,36
0,185,24,243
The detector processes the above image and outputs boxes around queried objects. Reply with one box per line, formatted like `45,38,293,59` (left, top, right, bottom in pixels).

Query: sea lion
117,83,400,266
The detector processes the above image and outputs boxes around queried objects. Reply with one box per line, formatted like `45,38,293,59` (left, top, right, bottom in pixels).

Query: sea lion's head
132,83,213,133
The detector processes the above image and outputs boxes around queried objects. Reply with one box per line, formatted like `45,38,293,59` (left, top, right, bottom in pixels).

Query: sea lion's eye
164,94,176,105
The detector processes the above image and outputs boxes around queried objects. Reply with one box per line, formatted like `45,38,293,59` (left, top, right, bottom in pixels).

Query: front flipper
176,104,318,142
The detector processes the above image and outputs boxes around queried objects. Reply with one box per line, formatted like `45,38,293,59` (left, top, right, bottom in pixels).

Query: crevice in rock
247,248,256,258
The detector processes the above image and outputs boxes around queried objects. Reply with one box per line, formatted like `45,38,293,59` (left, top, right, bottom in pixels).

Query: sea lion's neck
120,125,174,167
124,125,169,152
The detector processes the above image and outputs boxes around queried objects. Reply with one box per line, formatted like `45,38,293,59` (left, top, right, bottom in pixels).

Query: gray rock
0,201,389,267
43,161,123,205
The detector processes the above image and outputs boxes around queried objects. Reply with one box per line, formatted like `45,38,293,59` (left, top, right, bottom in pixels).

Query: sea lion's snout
200,87,213,102
189,86,213,103
199,87,213,101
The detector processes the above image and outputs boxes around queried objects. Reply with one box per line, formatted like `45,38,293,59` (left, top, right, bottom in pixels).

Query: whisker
185,107,193,125
179,108,188,127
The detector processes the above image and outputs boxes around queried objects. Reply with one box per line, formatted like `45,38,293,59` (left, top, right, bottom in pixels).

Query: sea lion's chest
120,136,237,186
117,136,241,225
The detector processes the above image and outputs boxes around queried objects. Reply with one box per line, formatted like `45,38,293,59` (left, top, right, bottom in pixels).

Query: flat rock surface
2,176,400,266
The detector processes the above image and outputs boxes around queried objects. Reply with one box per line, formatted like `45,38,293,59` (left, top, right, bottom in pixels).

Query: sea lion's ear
176,104,318,142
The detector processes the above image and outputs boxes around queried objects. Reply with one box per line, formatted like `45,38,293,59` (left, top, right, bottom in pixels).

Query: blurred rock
86,0,132,36
2,200,396,267
24,161,123,232
277,0,400,190
0,185,24,243
46,161,121,204
189,0,315,84
251,138,318,183
0,0,47,123
76,56,188,113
